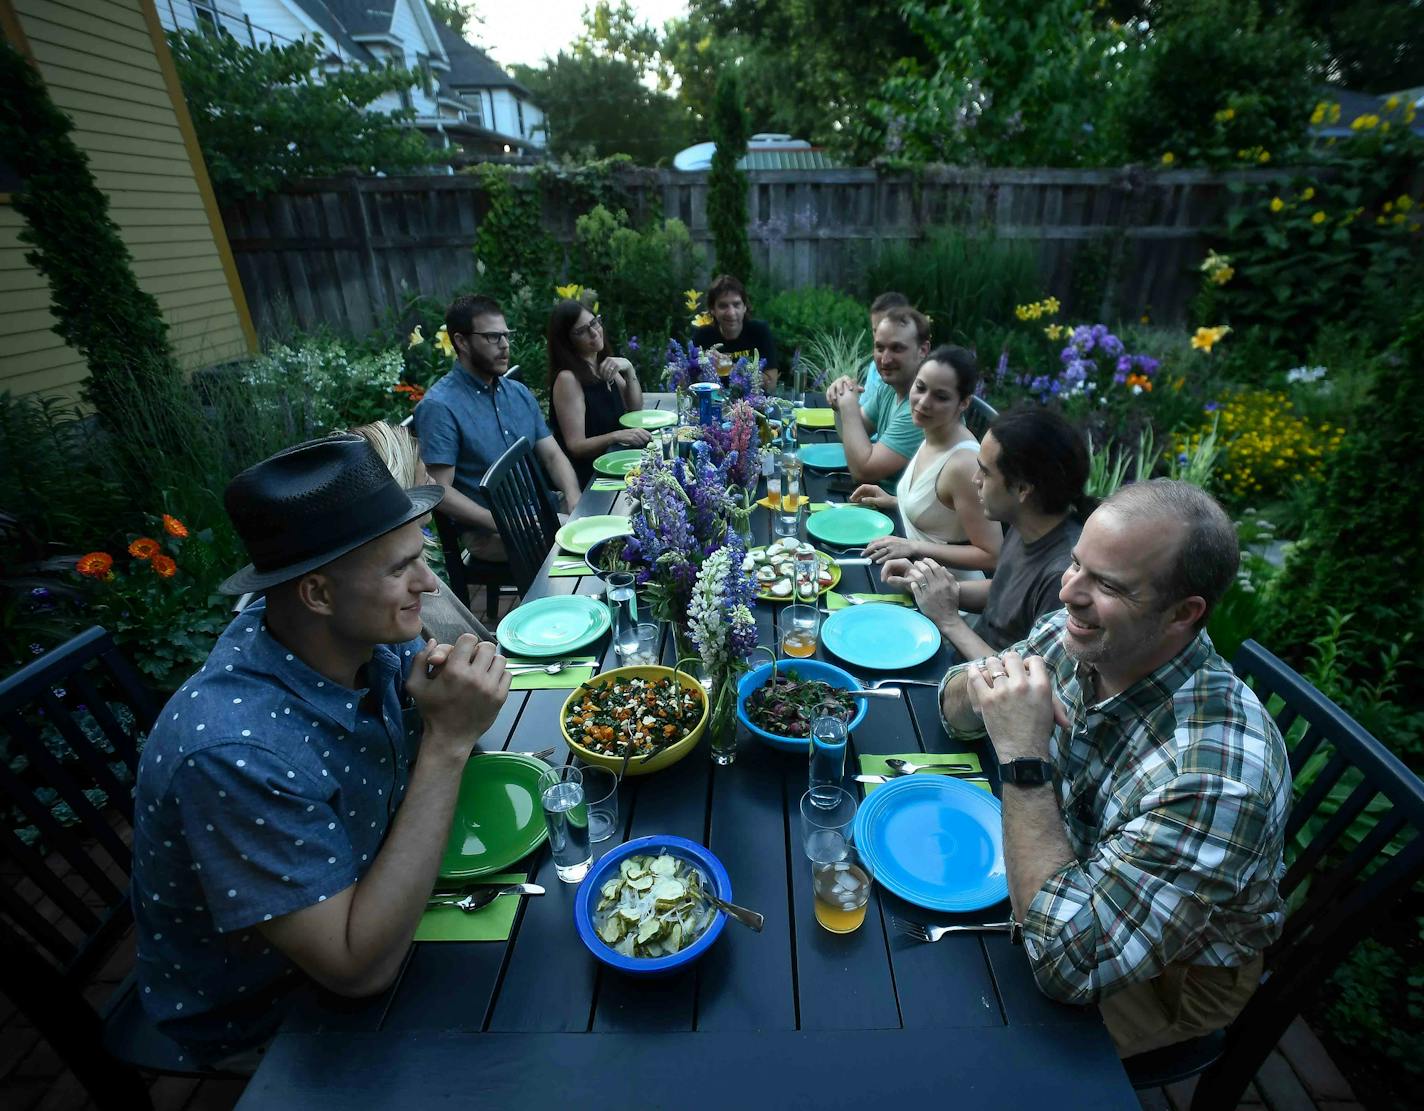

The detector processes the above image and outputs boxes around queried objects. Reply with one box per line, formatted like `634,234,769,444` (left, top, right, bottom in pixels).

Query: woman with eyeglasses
546,299,650,486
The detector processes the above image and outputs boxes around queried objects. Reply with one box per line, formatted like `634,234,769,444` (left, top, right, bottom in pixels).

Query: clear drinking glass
578,765,619,843
779,604,820,659
794,547,819,601
538,765,592,882
617,622,661,667
605,572,639,660
773,506,800,542
809,711,848,797
798,786,873,934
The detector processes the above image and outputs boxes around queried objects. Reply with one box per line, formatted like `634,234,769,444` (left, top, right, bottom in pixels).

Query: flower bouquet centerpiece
684,532,761,764
700,399,763,538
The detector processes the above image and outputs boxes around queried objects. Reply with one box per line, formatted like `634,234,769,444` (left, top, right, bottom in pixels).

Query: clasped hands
966,650,1069,763
408,635,511,758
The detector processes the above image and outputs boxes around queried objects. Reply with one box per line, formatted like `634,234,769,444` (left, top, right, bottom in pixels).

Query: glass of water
605,572,639,660
617,622,661,667
538,765,591,883
809,709,849,797
798,787,873,934
578,765,619,843
773,506,800,542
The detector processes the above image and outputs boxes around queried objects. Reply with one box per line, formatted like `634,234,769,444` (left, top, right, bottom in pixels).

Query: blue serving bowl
736,658,868,753
574,835,730,977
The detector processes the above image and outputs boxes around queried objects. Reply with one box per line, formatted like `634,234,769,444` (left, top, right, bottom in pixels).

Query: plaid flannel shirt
942,609,1290,1005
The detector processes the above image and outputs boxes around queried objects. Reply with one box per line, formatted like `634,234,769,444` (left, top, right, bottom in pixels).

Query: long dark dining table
236,394,1137,1110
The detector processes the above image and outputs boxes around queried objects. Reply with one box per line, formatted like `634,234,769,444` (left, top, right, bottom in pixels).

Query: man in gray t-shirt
886,406,1092,657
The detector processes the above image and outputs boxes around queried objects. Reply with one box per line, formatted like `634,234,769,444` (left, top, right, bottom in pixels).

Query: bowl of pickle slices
574,836,731,976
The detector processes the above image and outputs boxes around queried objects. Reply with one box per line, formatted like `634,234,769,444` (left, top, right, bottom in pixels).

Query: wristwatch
999,758,1055,786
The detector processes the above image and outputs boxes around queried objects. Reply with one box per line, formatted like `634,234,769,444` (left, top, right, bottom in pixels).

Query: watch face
1004,759,1052,784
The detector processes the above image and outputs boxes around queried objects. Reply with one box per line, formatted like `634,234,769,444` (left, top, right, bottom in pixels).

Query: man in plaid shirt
929,479,1290,1056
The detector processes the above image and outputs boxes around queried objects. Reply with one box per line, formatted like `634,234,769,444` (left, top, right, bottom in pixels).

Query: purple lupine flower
626,335,640,353
996,350,1010,378
1204,400,1219,412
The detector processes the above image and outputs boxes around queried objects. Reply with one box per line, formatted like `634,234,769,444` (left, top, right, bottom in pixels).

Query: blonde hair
351,421,421,489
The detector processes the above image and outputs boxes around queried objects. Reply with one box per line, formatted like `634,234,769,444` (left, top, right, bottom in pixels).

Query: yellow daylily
1211,266,1234,285
1300,187,1315,201
1161,151,1176,166
1398,195,1415,213
1386,95,1401,111
1269,197,1285,213
1258,150,1271,163
1191,325,1232,354
684,289,702,311
408,324,425,348
692,312,713,327
435,324,455,358
1215,107,1236,123
555,283,584,300
1311,211,1326,225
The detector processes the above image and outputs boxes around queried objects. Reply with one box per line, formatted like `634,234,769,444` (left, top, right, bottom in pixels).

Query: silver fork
866,678,939,690
892,917,1014,941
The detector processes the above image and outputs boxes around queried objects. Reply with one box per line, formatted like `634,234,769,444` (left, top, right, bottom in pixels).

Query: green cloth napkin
824,591,916,610
859,751,991,794
509,657,596,690
808,502,831,513
415,872,528,942
591,478,626,491
548,561,587,578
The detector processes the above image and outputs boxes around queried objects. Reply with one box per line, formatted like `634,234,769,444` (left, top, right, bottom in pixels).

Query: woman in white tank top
849,347,1001,582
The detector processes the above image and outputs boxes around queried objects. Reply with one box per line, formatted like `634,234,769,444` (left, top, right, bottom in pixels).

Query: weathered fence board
222,167,1288,341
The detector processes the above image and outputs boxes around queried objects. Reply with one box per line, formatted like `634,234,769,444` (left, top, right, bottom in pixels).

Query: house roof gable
433,20,532,98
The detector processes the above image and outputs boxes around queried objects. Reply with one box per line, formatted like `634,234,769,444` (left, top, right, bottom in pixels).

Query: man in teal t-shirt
825,306,929,488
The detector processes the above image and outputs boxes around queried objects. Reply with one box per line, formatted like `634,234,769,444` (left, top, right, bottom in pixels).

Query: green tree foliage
868,0,1140,167
167,31,436,203
510,51,691,164
707,73,752,281
1263,310,1424,697
0,40,186,469
1113,0,1320,167
427,0,479,38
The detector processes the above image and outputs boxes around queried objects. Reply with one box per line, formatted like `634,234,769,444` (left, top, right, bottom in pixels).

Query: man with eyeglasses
415,295,581,560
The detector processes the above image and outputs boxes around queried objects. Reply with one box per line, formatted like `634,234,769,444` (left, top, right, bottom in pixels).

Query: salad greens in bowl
736,659,867,753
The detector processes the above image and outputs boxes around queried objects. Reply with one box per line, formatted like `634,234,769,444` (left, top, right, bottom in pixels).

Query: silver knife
430,882,545,899
855,774,989,785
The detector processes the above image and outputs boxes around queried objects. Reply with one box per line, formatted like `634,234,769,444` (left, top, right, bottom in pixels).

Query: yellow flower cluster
1191,325,1231,353
1190,390,1345,499
1200,250,1233,286
1214,107,1236,123
556,283,585,301
408,324,455,357
684,288,702,312
1309,101,1342,126
1161,152,1176,166
1043,324,1067,340
1236,146,1271,163
1014,296,1061,321
1351,114,1381,131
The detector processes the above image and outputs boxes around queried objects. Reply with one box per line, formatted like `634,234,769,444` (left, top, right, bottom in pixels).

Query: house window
516,99,525,136
417,54,433,97
192,0,220,36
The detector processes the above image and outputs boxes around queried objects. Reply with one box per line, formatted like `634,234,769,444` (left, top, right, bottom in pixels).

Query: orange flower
393,382,426,404
128,537,160,560
77,552,114,578
151,554,178,578
162,514,189,538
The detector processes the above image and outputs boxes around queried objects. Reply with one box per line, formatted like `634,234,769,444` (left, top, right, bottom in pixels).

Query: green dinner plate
619,409,677,430
806,505,896,547
592,449,645,476
795,407,836,428
555,514,633,554
439,753,550,880
497,595,611,658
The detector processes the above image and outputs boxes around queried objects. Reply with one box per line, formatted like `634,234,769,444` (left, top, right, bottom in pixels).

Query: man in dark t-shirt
884,406,1092,655
690,274,779,392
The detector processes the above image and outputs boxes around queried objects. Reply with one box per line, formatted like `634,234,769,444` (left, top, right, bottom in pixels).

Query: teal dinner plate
853,776,1008,912
592,449,645,477
805,505,895,547
619,409,677,430
820,605,940,670
439,752,550,880
497,595,611,658
799,443,848,470
555,515,633,554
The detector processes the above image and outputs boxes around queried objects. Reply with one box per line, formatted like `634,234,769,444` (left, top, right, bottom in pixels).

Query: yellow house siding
1,0,255,399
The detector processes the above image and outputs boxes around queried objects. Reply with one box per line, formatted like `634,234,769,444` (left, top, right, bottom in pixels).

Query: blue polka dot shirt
130,600,424,1059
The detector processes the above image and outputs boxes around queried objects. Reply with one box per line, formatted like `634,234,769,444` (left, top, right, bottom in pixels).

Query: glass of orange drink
799,787,873,933
779,604,819,658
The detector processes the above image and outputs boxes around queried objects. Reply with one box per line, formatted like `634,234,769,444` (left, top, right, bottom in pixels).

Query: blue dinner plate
820,605,940,670
799,443,848,470
854,776,1008,912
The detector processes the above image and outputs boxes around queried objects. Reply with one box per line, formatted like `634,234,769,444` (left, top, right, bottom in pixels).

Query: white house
154,0,545,158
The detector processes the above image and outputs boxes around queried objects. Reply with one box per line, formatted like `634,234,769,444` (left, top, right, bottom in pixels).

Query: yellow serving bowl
560,665,709,777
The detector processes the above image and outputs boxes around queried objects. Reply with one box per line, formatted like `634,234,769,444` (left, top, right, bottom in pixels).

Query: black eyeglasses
571,315,604,339
463,329,515,347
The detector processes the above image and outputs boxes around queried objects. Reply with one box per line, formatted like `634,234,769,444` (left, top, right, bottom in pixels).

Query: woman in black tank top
546,299,650,486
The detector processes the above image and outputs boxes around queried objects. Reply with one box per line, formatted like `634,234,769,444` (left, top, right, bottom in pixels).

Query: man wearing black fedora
129,434,511,1066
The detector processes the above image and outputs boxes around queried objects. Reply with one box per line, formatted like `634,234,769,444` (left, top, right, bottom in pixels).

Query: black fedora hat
219,434,445,594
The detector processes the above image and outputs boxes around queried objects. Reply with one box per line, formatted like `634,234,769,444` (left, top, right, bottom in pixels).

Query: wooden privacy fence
221,167,1282,340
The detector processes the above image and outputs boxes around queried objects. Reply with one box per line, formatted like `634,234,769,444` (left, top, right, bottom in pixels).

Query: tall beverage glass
539,765,592,883
809,710,848,797
799,787,873,933
605,571,639,660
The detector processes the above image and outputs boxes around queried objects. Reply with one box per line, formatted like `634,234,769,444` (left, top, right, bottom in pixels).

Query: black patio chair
478,436,561,596
965,395,998,440
431,508,518,623
1123,638,1424,1106
0,627,231,1109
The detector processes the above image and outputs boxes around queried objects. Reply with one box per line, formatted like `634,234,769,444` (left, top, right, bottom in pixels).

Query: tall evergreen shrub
707,73,752,282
